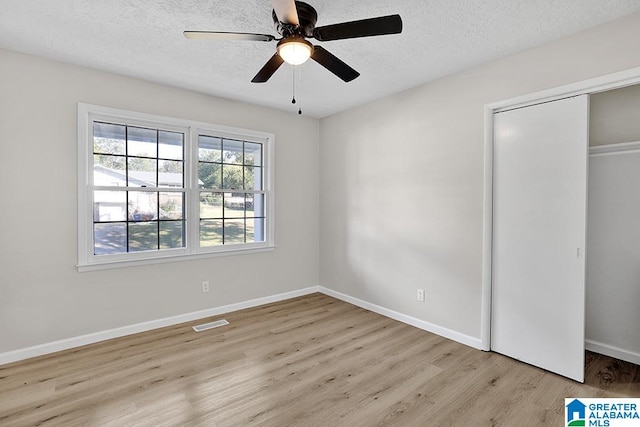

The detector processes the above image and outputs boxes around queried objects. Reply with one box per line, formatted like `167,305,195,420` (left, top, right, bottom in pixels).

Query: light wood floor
1,293,639,426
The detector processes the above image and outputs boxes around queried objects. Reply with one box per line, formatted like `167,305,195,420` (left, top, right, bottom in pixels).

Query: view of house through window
78,104,274,269
92,122,186,255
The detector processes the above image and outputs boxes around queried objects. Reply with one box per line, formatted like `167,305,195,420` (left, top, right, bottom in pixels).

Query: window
92,122,186,255
198,136,266,247
78,104,274,271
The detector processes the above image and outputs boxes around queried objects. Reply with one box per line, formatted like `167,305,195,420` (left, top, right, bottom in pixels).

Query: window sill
77,245,276,272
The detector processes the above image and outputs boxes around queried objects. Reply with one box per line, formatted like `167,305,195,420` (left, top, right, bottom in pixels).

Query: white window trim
77,103,275,272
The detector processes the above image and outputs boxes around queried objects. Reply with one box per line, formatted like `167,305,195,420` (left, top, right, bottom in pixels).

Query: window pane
93,191,127,222
129,222,158,252
222,139,243,164
128,158,157,187
159,192,183,220
222,164,243,189
158,131,183,160
128,191,158,221
128,127,157,158
94,222,127,255
199,135,222,162
224,219,245,244
93,155,126,186
244,165,259,191
224,194,245,218
247,218,265,242
247,193,265,218
244,142,262,167
160,221,184,249
198,163,221,189
93,122,125,155
200,192,222,219
158,160,183,187
200,219,223,246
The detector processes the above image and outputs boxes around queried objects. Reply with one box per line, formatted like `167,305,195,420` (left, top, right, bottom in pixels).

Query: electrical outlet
202,281,210,293
417,289,425,302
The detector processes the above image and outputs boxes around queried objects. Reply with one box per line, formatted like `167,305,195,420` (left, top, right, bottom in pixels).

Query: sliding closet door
491,95,588,382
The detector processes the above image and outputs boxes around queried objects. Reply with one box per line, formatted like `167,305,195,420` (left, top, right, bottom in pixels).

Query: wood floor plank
1,293,639,426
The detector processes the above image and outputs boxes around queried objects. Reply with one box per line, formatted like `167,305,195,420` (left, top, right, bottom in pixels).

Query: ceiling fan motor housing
272,1,318,37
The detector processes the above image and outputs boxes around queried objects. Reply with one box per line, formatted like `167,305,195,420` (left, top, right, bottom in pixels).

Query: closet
586,84,640,366
490,84,640,383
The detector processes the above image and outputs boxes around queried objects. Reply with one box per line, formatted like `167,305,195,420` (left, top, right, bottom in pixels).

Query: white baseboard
1,285,484,366
585,339,640,366
0,286,319,366
319,286,483,350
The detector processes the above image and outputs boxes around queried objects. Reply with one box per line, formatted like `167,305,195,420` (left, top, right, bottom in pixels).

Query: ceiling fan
184,0,402,83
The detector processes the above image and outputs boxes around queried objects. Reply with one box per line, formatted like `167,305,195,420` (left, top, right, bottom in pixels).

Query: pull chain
292,65,302,115
291,66,296,104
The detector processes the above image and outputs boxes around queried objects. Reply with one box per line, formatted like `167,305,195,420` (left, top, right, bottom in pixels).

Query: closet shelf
589,140,640,156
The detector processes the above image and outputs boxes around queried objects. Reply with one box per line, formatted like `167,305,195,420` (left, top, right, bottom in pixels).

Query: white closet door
492,95,588,382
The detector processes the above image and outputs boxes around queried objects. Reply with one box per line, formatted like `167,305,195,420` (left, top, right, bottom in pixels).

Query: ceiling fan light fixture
277,36,313,65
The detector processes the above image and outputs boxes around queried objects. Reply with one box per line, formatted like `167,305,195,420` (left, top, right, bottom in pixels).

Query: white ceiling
2,0,640,118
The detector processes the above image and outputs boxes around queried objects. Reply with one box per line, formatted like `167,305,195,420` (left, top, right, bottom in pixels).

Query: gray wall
587,151,640,361
4,10,640,359
591,83,640,146
319,12,640,342
0,48,320,354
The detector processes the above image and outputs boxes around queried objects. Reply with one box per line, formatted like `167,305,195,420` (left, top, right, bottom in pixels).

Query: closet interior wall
586,83,640,365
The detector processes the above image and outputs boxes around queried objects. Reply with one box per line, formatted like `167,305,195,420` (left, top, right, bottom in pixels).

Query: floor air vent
192,319,229,332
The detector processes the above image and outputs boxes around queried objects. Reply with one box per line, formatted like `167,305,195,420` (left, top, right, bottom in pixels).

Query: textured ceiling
2,1,640,117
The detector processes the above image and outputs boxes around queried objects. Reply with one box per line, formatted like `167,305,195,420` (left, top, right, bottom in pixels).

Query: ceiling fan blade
251,53,285,83
271,0,299,25
313,14,402,41
184,31,275,42
311,46,360,82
